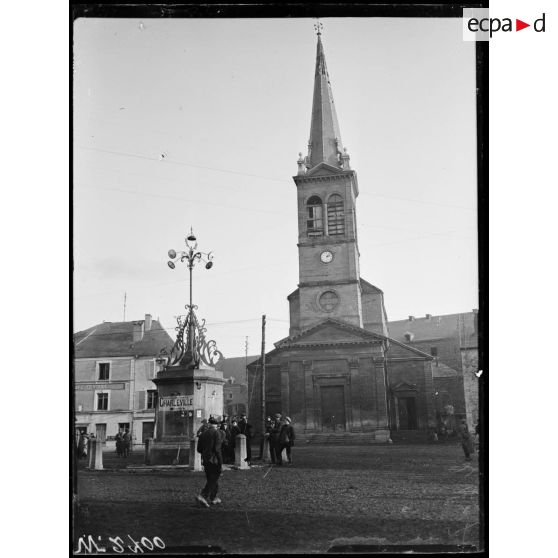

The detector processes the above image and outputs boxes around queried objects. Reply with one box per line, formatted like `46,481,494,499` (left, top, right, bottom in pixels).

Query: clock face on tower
320,250,333,263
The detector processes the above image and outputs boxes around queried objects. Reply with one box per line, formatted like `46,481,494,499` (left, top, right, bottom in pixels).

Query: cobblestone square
73,443,482,554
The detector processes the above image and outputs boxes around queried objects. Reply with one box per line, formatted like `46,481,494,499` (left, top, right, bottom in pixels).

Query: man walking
196,417,224,507
278,416,295,466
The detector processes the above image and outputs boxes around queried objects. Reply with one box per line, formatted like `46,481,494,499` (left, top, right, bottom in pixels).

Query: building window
327,194,345,235
98,362,110,381
147,390,158,409
228,392,234,400
306,196,324,237
97,392,109,411
430,347,438,357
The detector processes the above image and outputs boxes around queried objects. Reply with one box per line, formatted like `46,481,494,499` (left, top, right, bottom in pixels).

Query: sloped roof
247,318,432,367
387,311,478,347
216,355,259,384
307,34,344,170
276,318,383,348
74,319,174,359
360,278,384,295
432,362,462,378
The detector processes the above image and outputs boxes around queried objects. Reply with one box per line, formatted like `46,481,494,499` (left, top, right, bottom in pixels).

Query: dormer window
327,194,344,235
306,196,324,237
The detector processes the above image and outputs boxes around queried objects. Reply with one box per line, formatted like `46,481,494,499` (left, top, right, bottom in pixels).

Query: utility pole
123,292,127,321
260,315,266,458
244,336,249,378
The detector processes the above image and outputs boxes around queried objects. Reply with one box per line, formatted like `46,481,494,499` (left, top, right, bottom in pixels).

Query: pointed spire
306,26,344,170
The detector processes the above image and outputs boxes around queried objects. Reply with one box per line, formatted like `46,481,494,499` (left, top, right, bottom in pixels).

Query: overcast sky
73,17,477,358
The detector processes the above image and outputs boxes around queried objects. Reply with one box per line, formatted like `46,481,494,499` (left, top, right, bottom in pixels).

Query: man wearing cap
238,412,253,466
196,417,224,507
278,416,295,466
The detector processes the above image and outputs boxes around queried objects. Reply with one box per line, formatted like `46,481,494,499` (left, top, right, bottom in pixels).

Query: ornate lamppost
163,228,223,369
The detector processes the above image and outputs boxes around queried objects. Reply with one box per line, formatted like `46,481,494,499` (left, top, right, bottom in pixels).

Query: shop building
74,314,173,448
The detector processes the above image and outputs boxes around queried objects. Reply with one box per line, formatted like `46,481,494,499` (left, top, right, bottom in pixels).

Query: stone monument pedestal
189,437,202,471
146,362,224,466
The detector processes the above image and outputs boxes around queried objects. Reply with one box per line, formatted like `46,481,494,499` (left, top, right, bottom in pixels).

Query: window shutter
137,391,146,410
147,360,155,379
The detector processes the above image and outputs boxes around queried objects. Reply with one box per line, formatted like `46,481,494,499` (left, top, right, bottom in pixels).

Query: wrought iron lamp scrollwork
160,228,223,369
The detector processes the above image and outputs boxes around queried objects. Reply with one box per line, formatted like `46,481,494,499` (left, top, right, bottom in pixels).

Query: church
247,29,437,442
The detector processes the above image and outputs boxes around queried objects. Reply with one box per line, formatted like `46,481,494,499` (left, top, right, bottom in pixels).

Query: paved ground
73,444,482,554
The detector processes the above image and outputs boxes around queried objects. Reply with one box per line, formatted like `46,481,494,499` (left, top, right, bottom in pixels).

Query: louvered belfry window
327,194,345,235
306,196,324,237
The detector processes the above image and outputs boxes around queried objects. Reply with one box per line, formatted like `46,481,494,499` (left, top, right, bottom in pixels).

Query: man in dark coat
458,419,474,461
220,422,234,464
122,429,131,458
278,416,295,466
115,430,123,457
196,418,223,507
196,419,209,437
238,413,253,465
269,413,283,465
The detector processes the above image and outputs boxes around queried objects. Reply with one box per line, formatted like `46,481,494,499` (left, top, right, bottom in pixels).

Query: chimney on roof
145,314,152,331
425,314,432,319
132,321,144,342
408,316,415,321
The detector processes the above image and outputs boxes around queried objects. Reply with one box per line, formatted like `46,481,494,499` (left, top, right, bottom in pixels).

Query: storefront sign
76,383,125,391
159,395,193,408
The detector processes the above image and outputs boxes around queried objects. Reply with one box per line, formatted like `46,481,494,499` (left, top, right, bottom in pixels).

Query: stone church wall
461,347,479,430
361,290,388,336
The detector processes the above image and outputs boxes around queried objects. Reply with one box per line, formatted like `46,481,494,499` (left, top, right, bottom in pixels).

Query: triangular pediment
276,319,384,348
305,162,344,177
391,381,418,392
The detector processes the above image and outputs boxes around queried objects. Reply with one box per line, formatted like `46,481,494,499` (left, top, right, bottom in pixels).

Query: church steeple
305,25,348,171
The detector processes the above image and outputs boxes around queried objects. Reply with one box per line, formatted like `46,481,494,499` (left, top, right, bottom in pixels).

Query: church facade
248,31,437,441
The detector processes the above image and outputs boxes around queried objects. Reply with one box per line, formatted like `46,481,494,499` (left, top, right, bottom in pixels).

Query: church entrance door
320,385,346,432
398,397,417,430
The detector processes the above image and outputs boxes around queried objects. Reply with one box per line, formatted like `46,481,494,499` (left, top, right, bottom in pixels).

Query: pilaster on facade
280,364,290,419
348,357,362,431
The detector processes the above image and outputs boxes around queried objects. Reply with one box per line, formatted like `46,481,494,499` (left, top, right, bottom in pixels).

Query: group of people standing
195,412,296,508
265,413,295,466
115,429,132,458
197,413,253,466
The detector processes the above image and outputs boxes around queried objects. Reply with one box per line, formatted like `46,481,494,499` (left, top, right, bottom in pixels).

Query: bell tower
290,25,363,333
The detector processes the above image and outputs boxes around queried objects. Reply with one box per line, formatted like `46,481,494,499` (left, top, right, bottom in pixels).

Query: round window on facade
318,290,339,312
